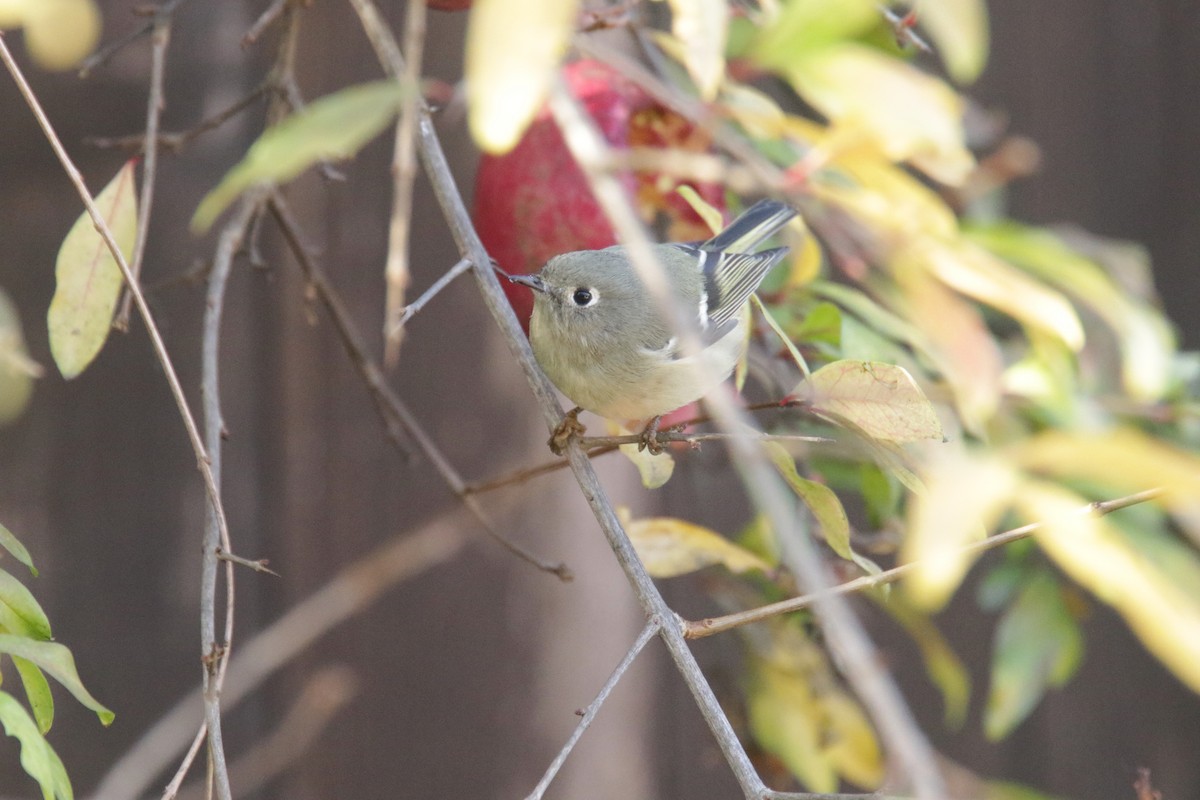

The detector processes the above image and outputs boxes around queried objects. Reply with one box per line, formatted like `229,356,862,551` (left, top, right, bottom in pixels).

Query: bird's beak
507,273,547,293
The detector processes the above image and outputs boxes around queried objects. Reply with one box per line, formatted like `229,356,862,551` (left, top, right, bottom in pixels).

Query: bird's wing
673,244,791,328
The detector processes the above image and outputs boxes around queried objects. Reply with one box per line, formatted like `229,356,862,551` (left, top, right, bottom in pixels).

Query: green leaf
0,288,39,426
13,657,54,735
752,0,878,65
796,360,944,443
465,0,578,153
0,690,72,800
985,570,1083,740
0,636,113,725
0,522,37,577
48,160,138,379
0,569,52,640
765,442,873,572
192,81,405,232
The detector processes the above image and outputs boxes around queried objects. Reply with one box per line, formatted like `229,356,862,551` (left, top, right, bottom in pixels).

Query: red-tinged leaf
797,360,943,443
48,160,137,379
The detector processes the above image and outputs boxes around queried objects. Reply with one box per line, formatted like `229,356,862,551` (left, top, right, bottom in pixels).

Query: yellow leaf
626,516,770,578
819,692,885,788
465,0,578,153
902,447,1019,610
903,238,1085,351
1017,481,1200,695
48,161,138,379
21,0,100,71
665,0,728,99
917,0,989,84
747,658,836,792
0,0,28,27
785,44,974,185
796,360,944,443
764,442,856,562
609,421,675,489
1015,428,1200,546
192,81,405,233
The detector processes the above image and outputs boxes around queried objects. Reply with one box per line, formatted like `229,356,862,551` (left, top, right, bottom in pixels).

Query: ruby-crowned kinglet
507,199,798,451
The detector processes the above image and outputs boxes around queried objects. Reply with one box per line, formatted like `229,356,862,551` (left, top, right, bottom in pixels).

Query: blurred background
0,1,1198,798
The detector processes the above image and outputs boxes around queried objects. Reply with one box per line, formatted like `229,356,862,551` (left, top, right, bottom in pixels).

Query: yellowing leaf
818,691,885,788
665,0,727,99
22,0,100,71
718,82,788,140
48,160,137,379
1018,481,1200,695
763,441,880,575
0,0,27,27
984,571,1083,740
813,152,959,241
904,238,1085,351
1014,428,1200,546
917,0,989,84
747,658,836,792
192,81,405,233
0,290,38,426
967,223,1174,402
785,44,974,185
797,360,944,443
902,448,1019,610
465,0,578,153
626,516,770,578
609,421,675,488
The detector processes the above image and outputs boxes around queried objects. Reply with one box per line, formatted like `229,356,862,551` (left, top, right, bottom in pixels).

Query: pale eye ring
571,288,596,307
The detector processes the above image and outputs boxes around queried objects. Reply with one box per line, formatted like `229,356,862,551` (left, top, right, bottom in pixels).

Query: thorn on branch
216,547,280,576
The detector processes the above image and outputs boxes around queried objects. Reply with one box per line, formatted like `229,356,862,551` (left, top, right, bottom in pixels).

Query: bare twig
243,0,289,46
78,0,191,77
687,487,1167,639
215,547,279,576
94,511,470,800
524,621,660,800
115,11,172,329
175,666,359,800
268,193,570,580
577,431,827,449
392,257,472,330
382,0,427,366
87,86,271,154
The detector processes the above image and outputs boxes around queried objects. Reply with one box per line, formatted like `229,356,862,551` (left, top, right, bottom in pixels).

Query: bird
507,199,798,454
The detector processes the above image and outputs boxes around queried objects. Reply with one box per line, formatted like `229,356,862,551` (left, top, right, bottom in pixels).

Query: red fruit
474,59,725,328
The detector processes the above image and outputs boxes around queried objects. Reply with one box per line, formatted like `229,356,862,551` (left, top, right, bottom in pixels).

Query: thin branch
160,725,206,800
0,30,235,648
242,0,289,47
686,486,1168,639
215,547,279,576
200,190,268,800
268,193,571,581
78,0,190,77
87,85,271,154
93,510,471,800
524,621,660,800
577,431,828,449
382,0,426,366
392,256,471,331
114,11,171,329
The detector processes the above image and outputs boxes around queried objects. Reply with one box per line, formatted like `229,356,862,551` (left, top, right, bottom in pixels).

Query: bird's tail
702,199,798,253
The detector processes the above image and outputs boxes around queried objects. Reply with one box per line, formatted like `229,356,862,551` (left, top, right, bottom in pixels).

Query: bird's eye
571,288,595,307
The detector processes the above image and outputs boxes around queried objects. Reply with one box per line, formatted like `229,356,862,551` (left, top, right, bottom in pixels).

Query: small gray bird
509,199,798,452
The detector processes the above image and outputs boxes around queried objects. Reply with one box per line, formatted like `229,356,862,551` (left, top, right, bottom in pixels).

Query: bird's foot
637,416,666,455
549,407,586,455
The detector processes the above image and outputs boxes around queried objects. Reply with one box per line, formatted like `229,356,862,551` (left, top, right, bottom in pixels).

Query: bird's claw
637,416,665,455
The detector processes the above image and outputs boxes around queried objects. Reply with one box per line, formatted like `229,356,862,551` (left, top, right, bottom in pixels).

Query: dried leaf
627,516,770,578
48,160,137,379
465,0,578,153
797,360,944,443
192,81,405,232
